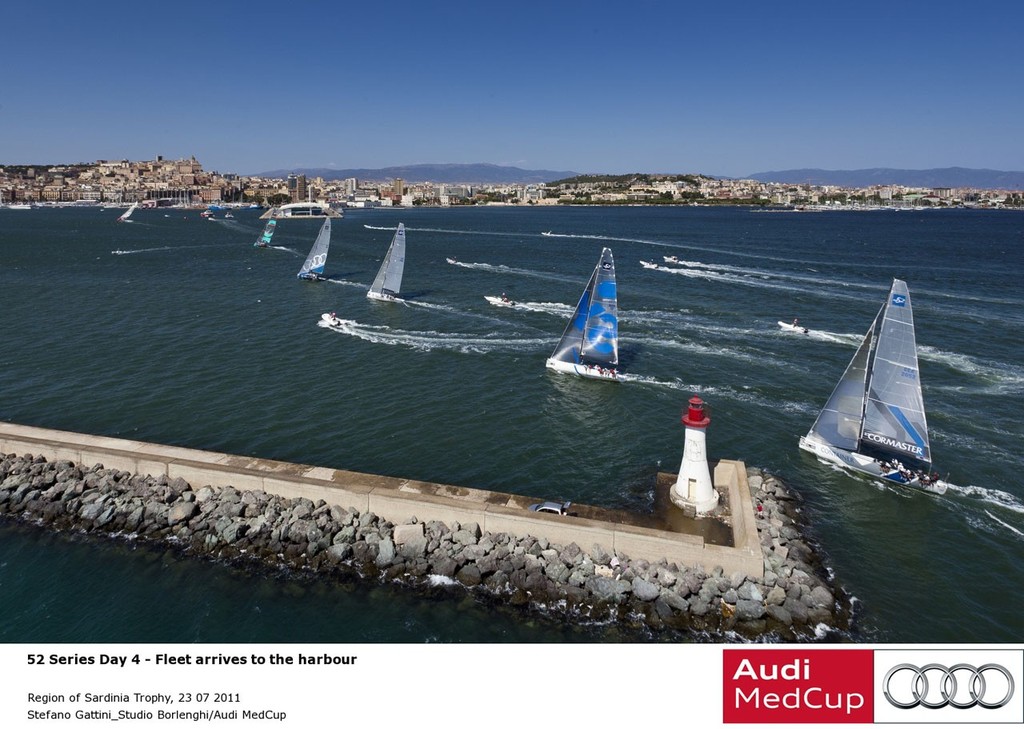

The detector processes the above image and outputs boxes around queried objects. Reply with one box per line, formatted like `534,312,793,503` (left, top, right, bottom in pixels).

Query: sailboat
366,223,406,302
117,202,138,223
799,278,948,494
254,219,277,248
545,247,619,381
297,218,331,280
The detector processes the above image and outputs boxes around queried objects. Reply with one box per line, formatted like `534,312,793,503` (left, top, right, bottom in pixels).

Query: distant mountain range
743,167,1024,189
253,163,578,185
251,163,1023,189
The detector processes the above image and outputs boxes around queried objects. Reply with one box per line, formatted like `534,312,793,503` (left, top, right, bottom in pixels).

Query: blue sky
2,0,1021,177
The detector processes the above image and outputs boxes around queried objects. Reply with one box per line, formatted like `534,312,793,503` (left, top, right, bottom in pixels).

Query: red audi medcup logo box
723,650,874,723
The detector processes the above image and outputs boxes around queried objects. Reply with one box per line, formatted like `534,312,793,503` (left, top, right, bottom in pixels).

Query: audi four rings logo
883,663,1015,709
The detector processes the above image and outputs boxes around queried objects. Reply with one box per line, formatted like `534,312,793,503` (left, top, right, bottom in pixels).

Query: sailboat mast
855,307,883,445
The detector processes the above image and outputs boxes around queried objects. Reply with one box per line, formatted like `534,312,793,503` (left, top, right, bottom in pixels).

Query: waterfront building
288,174,308,203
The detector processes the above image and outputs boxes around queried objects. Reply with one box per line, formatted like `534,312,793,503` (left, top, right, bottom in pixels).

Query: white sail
861,279,931,465
807,320,874,452
117,202,137,222
800,278,943,493
297,218,331,280
367,224,406,301
546,247,619,379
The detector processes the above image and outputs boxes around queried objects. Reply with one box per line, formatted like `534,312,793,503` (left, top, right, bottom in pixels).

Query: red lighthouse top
682,396,710,428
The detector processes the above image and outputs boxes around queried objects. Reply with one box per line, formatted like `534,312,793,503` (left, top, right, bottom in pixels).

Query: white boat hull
798,434,947,495
320,313,341,326
367,290,400,302
778,321,809,334
484,295,515,308
545,358,618,381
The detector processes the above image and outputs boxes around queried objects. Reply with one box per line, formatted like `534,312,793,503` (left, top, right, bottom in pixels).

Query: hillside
252,163,577,185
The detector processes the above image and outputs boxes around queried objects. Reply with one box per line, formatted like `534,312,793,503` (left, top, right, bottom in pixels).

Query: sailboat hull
798,434,947,495
545,358,618,381
367,290,400,302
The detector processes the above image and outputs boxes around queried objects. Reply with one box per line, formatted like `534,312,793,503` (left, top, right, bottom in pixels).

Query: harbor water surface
1,205,1021,643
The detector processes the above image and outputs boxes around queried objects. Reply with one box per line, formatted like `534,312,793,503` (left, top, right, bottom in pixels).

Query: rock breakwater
0,452,851,640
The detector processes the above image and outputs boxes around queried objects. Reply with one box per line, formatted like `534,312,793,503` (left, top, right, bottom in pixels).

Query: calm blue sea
1,204,1021,643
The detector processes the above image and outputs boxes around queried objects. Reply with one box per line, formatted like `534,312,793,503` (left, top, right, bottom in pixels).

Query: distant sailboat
799,278,948,494
117,202,137,223
545,247,619,381
367,224,406,302
254,219,277,248
297,218,331,280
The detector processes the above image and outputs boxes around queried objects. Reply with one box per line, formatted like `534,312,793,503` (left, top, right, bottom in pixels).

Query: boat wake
366,224,524,238
636,311,789,341
113,247,176,255
630,333,789,367
111,245,215,255
318,317,550,354
210,218,246,228
648,259,871,302
985,510,1024,538
947,484,1024,516
442,260,575,283
405,299,458,314
267,245,302,256
806,330,864,346
446,259,480,270
928,427,1023,472
918,346,1024,394
774,324,865,347
512,301,574,317
616,373,817,413
542,231,651,245
325,278,367,290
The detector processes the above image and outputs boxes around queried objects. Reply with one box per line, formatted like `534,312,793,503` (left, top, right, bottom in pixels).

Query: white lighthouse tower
670,396,719,515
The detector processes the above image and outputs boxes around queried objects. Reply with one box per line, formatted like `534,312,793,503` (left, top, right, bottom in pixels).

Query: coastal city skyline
5,155,1021,208
4,1,1022,178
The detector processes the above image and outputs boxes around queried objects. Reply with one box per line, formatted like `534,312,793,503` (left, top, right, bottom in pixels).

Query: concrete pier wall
0,422,763,578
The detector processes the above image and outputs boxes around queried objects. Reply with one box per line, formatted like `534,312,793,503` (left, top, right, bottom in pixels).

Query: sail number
900,367,916,379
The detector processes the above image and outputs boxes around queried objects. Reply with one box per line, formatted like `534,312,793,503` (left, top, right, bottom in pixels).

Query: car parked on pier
528,500,572,515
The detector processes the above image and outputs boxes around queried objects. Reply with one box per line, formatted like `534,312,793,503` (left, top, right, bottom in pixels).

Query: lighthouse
670,396,719,515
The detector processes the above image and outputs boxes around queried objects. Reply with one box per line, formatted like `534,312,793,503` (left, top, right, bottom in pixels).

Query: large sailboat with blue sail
545,247,619,381
297,218,331,280
799,278,948,494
